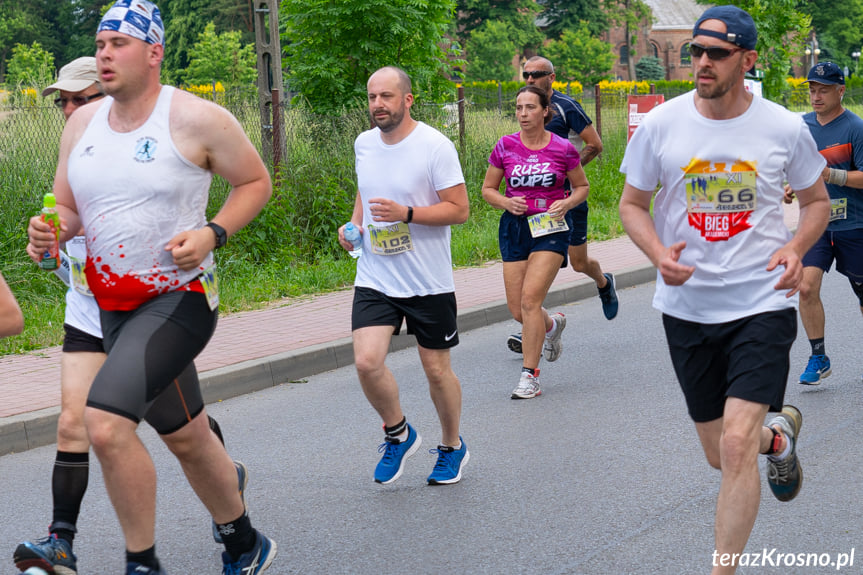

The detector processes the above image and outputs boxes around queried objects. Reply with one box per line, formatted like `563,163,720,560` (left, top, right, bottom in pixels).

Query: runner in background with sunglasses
502,56,619,359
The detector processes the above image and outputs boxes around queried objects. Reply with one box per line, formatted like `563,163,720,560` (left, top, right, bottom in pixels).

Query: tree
0,1,44,81
542,23,615,85
698,0,810,100
456,0,544,54
281,0,461,115
5,42,54,88
183,21,256,86
465,20,518,82
206,0,256,45
160,0,212,83
604,0,652,81
799,0,863,73
635,55,665,81
538,0,609,39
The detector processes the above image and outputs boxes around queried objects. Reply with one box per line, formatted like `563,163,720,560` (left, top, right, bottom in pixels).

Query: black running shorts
87,291,217,434
352,286,459,350
62,323,105,354
662,308,797,423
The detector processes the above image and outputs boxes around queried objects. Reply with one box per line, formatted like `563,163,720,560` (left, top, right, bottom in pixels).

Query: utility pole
253,0,284,166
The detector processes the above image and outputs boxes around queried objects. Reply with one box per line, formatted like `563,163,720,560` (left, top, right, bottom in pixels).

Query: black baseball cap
693,5,757,50
806,62,845,86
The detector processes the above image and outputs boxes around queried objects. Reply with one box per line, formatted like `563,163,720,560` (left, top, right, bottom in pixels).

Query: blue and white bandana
98,0,164,46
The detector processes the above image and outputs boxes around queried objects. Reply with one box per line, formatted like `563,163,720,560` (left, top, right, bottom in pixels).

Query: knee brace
850,278,863,306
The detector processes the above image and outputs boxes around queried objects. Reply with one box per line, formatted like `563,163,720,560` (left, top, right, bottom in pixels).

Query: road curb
0,263,655,456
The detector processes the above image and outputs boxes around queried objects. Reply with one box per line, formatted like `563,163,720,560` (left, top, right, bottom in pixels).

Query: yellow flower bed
184,82,225,98
597,80,652,95
552,80,583,95
786,77,809,107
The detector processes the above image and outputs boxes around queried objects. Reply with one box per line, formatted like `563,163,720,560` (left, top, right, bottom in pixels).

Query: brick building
605,0,705,81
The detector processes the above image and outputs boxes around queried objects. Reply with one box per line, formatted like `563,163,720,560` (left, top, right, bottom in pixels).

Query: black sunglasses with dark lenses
54,92,104,108
688,43,744,61
523,70,552,80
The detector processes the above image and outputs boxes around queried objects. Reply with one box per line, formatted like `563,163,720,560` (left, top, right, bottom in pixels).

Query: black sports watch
205,222,227,249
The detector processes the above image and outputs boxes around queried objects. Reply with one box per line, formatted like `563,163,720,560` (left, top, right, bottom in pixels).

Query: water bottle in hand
344,222,363,259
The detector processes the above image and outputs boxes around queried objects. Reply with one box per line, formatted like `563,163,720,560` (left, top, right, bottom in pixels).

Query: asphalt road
2,274,862,574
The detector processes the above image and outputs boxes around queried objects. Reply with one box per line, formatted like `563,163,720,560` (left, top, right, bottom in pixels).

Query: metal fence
3,82,862,199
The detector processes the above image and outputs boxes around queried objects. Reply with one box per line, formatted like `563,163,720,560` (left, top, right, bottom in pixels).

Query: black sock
219,513,256,561
384,417,407,438
522,367,536,376
127,545,159,570
51,451,89,544
598,275,611,292
810,338,825,356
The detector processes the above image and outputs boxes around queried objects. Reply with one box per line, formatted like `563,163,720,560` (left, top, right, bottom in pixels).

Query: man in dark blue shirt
786,62,863,385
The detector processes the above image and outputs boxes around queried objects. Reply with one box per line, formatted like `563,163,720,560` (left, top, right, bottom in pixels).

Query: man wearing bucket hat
619,5,829,573
784,62,863,385
25,1,275,573
41,57,105,118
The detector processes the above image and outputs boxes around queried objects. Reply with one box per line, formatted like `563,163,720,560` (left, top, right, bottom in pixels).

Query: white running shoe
511,371,541,399
543,312,566,362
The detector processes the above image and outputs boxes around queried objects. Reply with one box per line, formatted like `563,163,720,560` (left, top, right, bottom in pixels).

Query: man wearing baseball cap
786,62,863,385
25,1,276,573
619,5,829,573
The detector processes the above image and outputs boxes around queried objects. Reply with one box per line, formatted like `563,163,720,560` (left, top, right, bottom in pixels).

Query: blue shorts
802,228,863,281
498,211,569,263
565,201,588,247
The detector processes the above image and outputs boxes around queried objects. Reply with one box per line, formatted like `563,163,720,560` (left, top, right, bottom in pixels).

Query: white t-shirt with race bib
353,122,465,298
621,91,825,324
57,235,102,338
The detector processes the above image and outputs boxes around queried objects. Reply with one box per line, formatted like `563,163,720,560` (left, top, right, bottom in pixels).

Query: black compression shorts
87,291,217,434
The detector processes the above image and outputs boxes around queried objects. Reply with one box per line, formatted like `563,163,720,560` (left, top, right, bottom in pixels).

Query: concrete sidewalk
0,204,798,455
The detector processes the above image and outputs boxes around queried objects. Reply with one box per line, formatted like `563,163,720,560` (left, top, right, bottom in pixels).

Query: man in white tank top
26,2,275,573
17,56,240,575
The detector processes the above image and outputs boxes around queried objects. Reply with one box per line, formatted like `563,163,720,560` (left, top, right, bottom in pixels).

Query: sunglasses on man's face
688,43,744,61
522,70,552,80
54,92,104,108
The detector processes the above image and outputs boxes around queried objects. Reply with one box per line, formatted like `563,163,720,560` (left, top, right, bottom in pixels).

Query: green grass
0,100,630,356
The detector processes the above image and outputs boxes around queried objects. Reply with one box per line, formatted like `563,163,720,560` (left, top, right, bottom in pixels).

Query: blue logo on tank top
134,137,158,163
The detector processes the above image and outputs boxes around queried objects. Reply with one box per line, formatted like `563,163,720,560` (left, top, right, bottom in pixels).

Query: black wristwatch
205,222,227,249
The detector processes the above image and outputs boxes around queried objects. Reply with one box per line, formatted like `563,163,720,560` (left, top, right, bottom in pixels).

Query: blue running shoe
213,460,249,544
221,531,277,575
799,354,831,385
374,423,421,484
507,333,523,354
598,273,619,320
766,405,803,502
125,562,167,574
427,437,470,485
13,533,77,575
